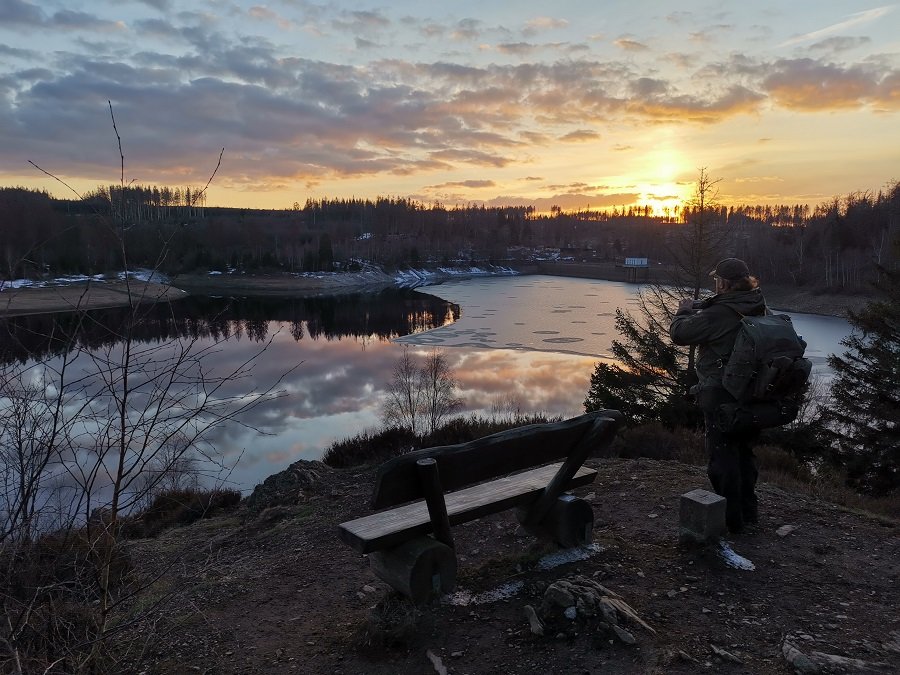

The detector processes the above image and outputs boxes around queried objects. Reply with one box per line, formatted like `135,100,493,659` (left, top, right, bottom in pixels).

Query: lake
2,275,853,494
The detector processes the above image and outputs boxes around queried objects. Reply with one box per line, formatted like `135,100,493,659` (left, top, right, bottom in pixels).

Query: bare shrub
355,593,430,651
613,423,706,464
322,426,417,468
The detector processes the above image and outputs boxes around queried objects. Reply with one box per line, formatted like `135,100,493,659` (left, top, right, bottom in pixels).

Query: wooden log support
517,494,594,548
369,536,457,604
416,458,454,549
521,413,618,529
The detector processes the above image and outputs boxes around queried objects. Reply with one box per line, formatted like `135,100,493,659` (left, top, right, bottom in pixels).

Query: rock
543,585,576,609
426,649,448,675
524,605,545,636
809,651,890,671
612,625,636,645
599,601,618,625
777,524,797,537
564,606,577,620
782,638,820,674
362,585,377,594
711,644,742,664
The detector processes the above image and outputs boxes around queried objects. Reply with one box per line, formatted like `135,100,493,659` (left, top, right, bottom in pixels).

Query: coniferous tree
818,248,900,495
584,169,725,428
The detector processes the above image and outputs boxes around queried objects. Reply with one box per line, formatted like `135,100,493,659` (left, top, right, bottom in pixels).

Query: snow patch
537,543,603,570
443,580,524,606
2,269,167,290
391,266,519,288
718,540,755,571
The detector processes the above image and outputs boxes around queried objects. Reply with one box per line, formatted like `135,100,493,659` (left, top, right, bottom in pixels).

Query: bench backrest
371,409,622,509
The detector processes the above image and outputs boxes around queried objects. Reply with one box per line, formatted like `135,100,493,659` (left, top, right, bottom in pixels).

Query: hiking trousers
698,386,759,532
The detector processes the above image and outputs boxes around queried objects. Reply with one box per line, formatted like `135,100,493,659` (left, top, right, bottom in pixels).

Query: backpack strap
705,303,745,368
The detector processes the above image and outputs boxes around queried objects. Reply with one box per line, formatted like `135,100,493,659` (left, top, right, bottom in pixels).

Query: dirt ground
130,458,899,674
0,281,185,317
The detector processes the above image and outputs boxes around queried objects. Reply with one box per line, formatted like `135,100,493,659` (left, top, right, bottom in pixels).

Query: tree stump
518,494,594,548
369,536,457,604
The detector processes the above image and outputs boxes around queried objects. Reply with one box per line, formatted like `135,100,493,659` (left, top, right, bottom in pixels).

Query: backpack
717,313,812,432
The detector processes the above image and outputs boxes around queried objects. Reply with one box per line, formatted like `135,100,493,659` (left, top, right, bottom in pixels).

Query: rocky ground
127,458,899,674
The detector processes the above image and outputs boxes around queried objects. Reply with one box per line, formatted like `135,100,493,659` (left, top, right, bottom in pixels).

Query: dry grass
613,424,898,522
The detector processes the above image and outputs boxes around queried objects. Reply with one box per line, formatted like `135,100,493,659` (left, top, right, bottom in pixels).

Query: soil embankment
0,280,185,317
131,457,899,674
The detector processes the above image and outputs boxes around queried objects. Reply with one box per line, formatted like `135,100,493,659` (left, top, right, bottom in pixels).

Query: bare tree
382,347,425,436
0,105,291,673
420,349,463,435
381,347,462,436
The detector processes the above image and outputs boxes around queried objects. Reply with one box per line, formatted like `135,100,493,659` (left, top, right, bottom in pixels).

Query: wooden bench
337,409,622,603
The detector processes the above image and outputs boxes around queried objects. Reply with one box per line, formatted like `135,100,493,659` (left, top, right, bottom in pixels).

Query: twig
27,161,83,200
193,147,225,205
108,100,124,189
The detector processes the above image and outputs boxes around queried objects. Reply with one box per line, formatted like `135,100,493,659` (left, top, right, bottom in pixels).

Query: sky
1,1,898,212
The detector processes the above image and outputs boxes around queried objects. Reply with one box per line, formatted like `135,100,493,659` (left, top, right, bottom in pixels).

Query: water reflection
2,277,853,493
0,289,459,364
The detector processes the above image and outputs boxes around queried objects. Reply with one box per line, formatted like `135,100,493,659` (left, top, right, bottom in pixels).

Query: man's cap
709,257,750,280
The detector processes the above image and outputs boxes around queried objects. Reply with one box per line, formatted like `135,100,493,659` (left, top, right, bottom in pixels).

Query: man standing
669,258,767,534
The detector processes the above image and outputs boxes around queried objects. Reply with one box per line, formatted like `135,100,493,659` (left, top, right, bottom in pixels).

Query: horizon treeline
1,180,898,289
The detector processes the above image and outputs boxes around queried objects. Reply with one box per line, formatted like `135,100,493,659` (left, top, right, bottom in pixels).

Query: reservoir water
2,275,853,493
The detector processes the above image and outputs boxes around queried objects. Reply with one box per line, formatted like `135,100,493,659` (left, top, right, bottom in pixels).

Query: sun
631,148,692,218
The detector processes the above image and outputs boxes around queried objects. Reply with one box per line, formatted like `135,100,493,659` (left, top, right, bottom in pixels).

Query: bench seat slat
338,463,597,554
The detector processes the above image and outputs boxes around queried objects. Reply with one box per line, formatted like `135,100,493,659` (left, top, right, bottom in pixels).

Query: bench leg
517,494,594,548
369,536,457,604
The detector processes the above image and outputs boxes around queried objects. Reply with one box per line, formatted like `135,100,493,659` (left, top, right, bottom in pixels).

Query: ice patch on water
443,580,524,606
718,540,755,571
537,543,603,570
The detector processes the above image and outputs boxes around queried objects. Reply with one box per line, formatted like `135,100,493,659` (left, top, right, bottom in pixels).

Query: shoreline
1,267,873,319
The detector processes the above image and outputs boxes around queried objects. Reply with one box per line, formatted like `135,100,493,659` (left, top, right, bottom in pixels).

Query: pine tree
583,303,701,428
583,169,726,428
819,249,900,495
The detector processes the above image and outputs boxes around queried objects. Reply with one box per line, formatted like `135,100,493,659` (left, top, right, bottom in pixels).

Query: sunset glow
0,1,897,211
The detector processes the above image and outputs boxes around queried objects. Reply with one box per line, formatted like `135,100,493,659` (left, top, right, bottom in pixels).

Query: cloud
0,44,37,60
761,58,896,110
613,38,649,52
429,149,511,167
427,179,496,189
451,18,482,41
136,0,171,10
496,42,538,56
559,129,600,142
355,37,381,50
0,0,44,27
332,9,390,34
51,10,125,32
780,6,896,47
523,17,568,37
627,85,765,123
808,36,871,53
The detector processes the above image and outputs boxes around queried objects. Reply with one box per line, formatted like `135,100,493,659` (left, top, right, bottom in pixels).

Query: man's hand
677,298,696,313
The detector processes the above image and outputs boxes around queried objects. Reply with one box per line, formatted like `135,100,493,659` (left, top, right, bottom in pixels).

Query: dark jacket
669,288,767,388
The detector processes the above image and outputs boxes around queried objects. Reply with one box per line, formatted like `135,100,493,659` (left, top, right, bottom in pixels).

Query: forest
1,180,898,290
